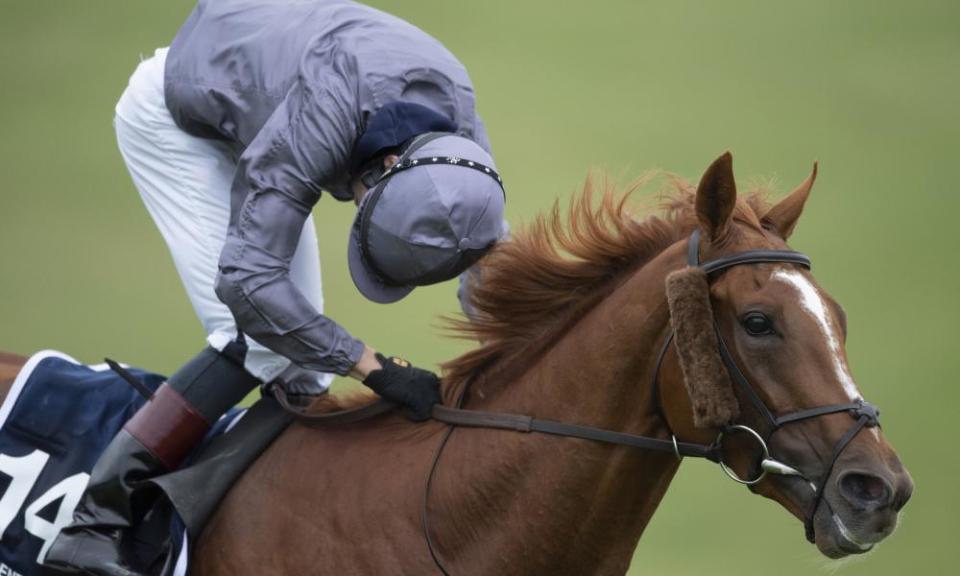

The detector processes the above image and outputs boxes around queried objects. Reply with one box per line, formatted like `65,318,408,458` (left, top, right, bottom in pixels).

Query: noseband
274,229,881,572
652,229,881,542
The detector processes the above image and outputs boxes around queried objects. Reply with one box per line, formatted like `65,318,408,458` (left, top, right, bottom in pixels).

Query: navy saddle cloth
0,351,274,576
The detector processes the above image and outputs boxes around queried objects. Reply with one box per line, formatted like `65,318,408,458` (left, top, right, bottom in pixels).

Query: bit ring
716,425,769,485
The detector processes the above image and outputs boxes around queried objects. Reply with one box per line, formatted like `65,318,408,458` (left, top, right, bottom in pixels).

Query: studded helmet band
376,155,505,196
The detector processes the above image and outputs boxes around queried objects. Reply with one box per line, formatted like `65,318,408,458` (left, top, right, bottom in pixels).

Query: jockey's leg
43,46,327,574
43,340,259,576
110,46,334,395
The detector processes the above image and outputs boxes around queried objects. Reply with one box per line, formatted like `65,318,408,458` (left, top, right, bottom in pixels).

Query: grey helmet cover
348,133,505,303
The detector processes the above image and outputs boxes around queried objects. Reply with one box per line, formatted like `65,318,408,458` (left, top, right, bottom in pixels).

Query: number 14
0,450,90,564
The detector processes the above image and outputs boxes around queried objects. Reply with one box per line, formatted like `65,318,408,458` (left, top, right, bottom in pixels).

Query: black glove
362,353,442,422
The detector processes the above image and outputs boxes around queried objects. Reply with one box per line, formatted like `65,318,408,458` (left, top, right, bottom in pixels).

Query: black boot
43,342,260,575
41,430,166,576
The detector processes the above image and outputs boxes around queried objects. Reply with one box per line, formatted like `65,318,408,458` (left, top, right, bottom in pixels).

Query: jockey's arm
214,168,438,413
214,76,375,379
214,183,371,378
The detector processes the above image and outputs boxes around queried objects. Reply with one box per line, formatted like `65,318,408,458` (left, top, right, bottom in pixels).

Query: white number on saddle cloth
0,449,90,563
24,473,90,562
0,451,48,536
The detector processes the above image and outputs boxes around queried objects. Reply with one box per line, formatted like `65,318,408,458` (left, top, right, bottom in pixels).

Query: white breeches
114,48,333,394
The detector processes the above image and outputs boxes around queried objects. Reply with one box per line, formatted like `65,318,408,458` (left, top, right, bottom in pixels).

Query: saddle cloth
0,351,248,576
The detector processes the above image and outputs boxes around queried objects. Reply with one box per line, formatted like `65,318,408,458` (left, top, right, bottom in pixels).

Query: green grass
1,1,957,573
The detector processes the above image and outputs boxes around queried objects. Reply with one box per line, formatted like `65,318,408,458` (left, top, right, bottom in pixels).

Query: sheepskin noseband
665,267,740,428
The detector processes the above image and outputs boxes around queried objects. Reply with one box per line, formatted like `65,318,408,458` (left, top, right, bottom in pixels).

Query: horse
0,153,912,575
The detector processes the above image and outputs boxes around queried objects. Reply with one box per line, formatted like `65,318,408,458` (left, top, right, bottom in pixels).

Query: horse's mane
309,172,772,415
441,172,772,391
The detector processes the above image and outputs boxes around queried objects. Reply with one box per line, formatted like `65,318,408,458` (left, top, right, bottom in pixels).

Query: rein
272,229,880,571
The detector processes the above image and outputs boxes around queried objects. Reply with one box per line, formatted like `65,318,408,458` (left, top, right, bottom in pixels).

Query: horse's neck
436,245,685,576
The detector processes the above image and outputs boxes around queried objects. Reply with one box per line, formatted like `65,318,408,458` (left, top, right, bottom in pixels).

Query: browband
688,229,812,272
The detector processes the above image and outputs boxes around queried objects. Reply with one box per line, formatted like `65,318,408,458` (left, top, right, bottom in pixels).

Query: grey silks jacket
164,0,492,375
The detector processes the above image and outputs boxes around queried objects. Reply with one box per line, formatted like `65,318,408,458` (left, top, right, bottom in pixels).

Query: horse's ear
695,152,738,242
665,267,740,428
762,162,817,240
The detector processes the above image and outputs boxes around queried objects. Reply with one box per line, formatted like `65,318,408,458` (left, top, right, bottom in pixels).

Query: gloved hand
362,353,442,421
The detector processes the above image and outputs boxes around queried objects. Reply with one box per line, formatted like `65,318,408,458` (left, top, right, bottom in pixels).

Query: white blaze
771,270,861,401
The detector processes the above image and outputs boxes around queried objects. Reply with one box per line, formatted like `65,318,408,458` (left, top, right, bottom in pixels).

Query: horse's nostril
893,476,914,512
839,472,891,509
893,493,908,512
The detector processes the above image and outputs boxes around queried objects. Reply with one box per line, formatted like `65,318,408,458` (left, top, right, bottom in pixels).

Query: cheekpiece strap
687,229,702,267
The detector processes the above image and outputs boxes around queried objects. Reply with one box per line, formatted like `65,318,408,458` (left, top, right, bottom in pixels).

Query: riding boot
42,341,260,576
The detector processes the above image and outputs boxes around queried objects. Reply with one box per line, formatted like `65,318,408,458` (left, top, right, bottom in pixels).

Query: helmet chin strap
356,132,446,194
358,160,386,190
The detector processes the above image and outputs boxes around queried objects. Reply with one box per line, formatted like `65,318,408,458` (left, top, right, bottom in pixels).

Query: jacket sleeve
215,71,365,376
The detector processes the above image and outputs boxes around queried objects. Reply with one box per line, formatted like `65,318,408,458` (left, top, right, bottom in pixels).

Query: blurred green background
1,1,956,574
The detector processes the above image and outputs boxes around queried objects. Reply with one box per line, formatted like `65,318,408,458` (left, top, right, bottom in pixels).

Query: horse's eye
742,312,775,336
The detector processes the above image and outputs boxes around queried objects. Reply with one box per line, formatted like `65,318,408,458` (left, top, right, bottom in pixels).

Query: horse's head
660,153,913,558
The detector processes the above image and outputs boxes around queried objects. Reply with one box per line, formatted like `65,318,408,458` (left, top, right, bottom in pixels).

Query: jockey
44,1,505,574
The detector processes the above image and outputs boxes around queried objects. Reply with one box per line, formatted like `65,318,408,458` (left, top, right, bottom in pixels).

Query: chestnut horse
0,154,912,575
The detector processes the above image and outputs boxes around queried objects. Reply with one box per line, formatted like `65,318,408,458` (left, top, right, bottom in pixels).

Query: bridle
272,229,881,572
652,229,881,542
